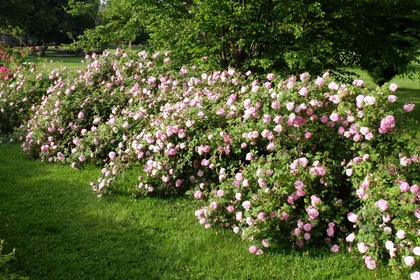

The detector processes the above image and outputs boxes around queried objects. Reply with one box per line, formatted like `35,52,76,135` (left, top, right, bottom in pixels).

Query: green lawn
0,144,393,280
28,56,85,69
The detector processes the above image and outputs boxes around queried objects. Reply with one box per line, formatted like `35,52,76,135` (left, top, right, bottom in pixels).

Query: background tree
73,0,420,83
335,0,420,85
0,0,100,45
77,0,148,50
0,0,33,33
63,0,101,43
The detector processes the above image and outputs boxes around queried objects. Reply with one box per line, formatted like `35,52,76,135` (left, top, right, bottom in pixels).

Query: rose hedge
1,48,420,278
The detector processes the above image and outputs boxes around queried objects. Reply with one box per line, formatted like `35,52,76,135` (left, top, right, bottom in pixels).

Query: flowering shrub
0,60,61,139
0,43,39,139
0,43,30,70
3,48,420,277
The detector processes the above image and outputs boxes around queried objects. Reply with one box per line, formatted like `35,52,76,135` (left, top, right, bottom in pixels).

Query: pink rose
389,83,398,92
404,256,415,266
388,95,397,102
347,212,358,223
357,242,368,254
375,199,389,212
262,239,270,247
242,200,252,210
330,244,339,253
346,233,355,242
210,201,218,210
249,245,257,254
404,103,415,112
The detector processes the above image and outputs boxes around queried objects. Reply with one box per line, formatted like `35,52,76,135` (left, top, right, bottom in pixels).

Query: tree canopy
78,0,420,83
2,0,419,83
0,0,100,45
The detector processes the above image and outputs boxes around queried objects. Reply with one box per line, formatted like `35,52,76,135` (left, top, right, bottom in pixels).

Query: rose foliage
1,49,420,278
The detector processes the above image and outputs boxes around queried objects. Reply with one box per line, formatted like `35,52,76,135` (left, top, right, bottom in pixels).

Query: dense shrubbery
1,48,420,278
0,44,53,136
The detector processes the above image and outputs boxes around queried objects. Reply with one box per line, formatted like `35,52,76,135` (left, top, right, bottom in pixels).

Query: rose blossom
347,212,358,223
303,223,312,232
210,201,218,210
194,190,202,199
374,199,389,212
385,240,394,251
233,226,240,234
415,209,420,219
404,103,415,112
242,200,252,210
262,239,270,247
411,272,420,280
330,244,339,253
249,245,257,254
315,77,324,86
389,83,398,91
365,256,376,270
396,229,406,239
388,95,397,102
404,256,415,266
383,227,392,235
357,242,368,253
346,233,355,242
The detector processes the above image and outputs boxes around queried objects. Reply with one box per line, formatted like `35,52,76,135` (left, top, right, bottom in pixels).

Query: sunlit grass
28,56,84,69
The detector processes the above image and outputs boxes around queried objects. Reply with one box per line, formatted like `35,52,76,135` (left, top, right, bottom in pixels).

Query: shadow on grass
0,144,394,280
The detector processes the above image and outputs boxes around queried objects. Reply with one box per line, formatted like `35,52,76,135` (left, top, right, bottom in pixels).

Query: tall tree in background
0,0,33,33
63,0,101,43
81,0,419,82
77,0,148,50
0,0,100,45
347,0,420,85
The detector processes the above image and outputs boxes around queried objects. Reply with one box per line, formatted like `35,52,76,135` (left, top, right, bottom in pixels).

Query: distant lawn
28,56,84,69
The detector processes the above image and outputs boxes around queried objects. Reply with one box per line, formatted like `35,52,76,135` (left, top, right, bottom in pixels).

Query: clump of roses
0,45,52,140
10,48,420,277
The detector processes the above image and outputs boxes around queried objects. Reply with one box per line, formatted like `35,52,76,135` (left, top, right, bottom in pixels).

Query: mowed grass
28,56,85,69
0,144,393,280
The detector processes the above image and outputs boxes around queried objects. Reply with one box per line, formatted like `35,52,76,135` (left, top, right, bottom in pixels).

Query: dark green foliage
347,0,420,85
0,0,100,45
77,0,420,84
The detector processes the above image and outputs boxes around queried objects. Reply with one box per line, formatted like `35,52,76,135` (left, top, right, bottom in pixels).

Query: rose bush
0,44,49,138
2,48,420,277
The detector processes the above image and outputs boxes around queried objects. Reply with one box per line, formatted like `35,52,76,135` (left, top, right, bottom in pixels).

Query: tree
0,0,100,45
64,0,101,43
77,0,148,50
78,0,420,82
335,0,420,85
0,0,33,34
